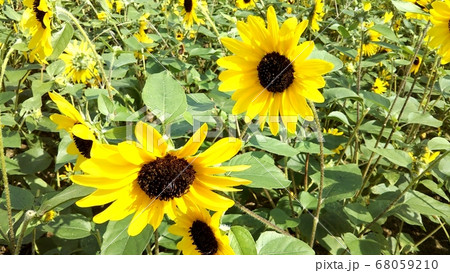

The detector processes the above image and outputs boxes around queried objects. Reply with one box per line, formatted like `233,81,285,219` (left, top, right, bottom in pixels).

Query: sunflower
404,0,432,20
323,128,343,136
383,12,394,24
168,206,234,255
217,6,333,136
59,40,99,84
134,13,154,59
363,1,371,11
410,56,422,74
20,0,53,63
372,78,389,94
310,0,325,32
179,0,204,28
48,92,97,171
428,0,450,63
359,22,381,57
236,0,256,9
71,122,251,236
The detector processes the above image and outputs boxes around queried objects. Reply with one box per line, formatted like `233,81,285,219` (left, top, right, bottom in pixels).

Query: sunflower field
0,0,449,256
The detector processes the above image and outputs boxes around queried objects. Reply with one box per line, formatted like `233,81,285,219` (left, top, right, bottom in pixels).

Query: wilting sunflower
71,122,250,236
59,40,99,84
236,0,256,9
217,6,333,135
168,206,234,255
310,0,325,32
48,92,97,171
20,0,53,63
428,0,450,63
410,56,422,74
372,78,389,94
179,0,204,28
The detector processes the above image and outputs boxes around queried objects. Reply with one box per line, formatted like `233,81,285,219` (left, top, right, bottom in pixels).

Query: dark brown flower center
137,154,195,201
413,57,420,65
72,135,93,158
184,0,193,13
189,220,219,255
448,19,450,32
244,0,251,3
33,0,47,29
257,52,295,93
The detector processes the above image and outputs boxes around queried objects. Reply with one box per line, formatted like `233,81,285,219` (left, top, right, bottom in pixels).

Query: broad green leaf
420,180,449,202
406,112,443,128
391,0,428,14
227,152,291,189
403,190,450,218
3,5,21,21
114,53,136,68
49,23,74,60
98,94,115,116
343,203,373,225
361,91,390,110
16,147,52,174
342,233,381,254
370,24,399,43
323,88,361,102
310,164,363,203
142,71,187,124
1,128,21,148
0,185,34,210
327,111,350,126
256,231,314,255
366,147,413,168
0,92,16,105
299,191,318,210
104,126,128,140
248,134,299,157
38,184,95,215
101,215,153,255
428,137,450,151
229,226,257,255
295,140,334,155
270,208,300,229
43,214,92,240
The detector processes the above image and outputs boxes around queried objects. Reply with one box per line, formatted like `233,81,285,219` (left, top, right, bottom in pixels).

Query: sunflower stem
153,229,160,255
234,201,292,237
307,100,325,248
56,7,113,100
0,44,17,254
337,107,368,165
14,210,36,255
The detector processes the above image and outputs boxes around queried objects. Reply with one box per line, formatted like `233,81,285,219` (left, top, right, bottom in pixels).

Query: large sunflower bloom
236,0,256,9
310,0,325,32
71,122,251,236
217,6,333,135
20,0,53,63
59,40,99,84
48,92,97,171
168,206,234,255
179,0,204,28
428,0,450,63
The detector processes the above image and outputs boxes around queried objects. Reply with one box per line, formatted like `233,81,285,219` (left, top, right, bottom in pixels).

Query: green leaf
370,24,399,43
38,184,95,215
142,71,187,124
361,91,390,110
49,23,74,60
391,0,428,15
406,112,443,128
98,94,115,116
1,185,34,210
3,5,21,21
0,92,16,105
114,53,136,68
295,140,334,155
323,88,361,102
248,134,299,157
428,137,450,151
227,152,291,189
310,164,363,203
101,215,153,254
327,111,350,126
403,190,450,218
16,147,52,174
342,233,381,254
43,214,92,240
256,231,314,255
366,147,413,168
1,128,21,148
270,208,300,229
229,226,257,255
343,203,373,225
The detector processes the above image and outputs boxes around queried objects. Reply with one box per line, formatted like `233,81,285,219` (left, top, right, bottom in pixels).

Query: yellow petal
171,123,208,158
191,138,242,166
134,121,167,157
48,92,84,123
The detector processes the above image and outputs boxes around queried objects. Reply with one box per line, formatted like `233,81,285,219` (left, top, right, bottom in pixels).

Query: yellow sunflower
20,0,53,63
236,0,256,9
310,0,325,32
428,0,450,63
180,0,204,28
383,12,394,23
359,22,381,57
410,56,422,74
48,92,97,171
134,13,154,59
59,40,99,84
217,6,333,136
404,0,432,20
372,78,389,94
168,206,234,255
71,122,251,236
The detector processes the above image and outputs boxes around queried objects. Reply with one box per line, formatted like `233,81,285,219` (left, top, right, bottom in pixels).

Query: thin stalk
307,101,325,248
14,210,36,255
412,224,442,250
153,229,159,255
263,188,276,208
337,107,368,165
234,201,292,237
56,7,113,100
358,150,449,236
0,45,16,254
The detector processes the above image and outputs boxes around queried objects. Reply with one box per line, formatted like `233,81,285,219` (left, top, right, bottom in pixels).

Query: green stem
14,210,36,255
153,229,159,255
337,107,368,165
412,223,442,251
0,45,16,254
56,7,113,100
307,100,325,248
